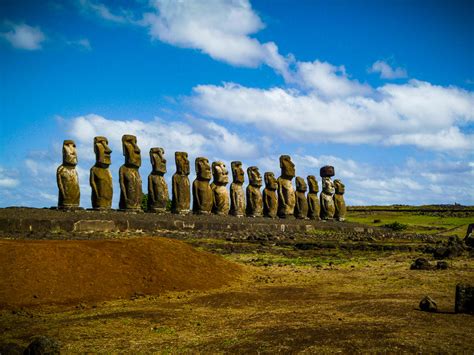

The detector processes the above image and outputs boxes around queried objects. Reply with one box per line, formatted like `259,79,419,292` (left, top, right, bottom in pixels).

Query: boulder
464,223,474,248
455,284,474,314
419,296,437,312
410,258,433,270
436,261,449,270
23,336,60,355
0,342,24,355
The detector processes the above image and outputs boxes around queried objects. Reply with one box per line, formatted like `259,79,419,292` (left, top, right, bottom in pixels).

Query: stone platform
0,207,376,239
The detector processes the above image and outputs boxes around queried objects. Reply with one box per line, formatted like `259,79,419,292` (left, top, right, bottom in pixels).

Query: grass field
346,209,473,237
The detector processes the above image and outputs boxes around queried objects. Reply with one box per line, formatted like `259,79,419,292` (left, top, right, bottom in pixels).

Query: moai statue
147,147,169,213
320,165,336,220
119,134,142,211
90,136,112,210
263,172,278,218
334,179,347,221
246,166,263,217
57,140,80,209
277,155,296,218
192,157,213,214
294,177,309,219
230,161,245,217
211,161,230,215
171,152,190,214
307,175,320,220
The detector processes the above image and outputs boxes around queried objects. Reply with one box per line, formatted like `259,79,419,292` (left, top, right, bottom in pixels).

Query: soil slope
0,237,242,307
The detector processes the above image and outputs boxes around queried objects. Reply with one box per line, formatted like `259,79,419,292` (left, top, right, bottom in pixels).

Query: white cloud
67,113,259,161
369,60,407,79
67,38,92,50
0,172,20,188
78,0,130,23
190,79,474,152
141,0,290,71
293,60,372,98
1,23,46,50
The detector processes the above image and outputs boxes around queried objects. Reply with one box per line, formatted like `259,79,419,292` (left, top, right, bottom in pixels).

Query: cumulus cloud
293,60,372,98
66,113,259,161
369,60,407,79
140,0,290,72
190,79,474,151
1,23,46,50
67,38,92,50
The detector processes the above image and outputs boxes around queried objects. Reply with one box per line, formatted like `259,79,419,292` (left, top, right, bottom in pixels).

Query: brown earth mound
0,237,243,307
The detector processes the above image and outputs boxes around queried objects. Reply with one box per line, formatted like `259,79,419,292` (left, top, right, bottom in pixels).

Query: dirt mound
0,237,243,307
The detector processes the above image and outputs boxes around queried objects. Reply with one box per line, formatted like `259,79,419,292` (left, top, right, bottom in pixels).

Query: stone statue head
94,136,111,168
296,176,307,192
334,179,345,194
122,134,141,168
307,175,319,193
150,147,166,175
175,152,190,175
231,161,245,184
279,155,295,179
322,177,335,195
196,157,212,181
62,140,77,166
212,161,229,185
247,166,262,188
264,172,278,190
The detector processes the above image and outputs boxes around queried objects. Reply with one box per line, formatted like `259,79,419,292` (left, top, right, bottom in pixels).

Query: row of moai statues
56,135,346,220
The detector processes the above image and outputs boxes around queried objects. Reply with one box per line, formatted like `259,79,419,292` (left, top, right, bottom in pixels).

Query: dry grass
1,252,473,353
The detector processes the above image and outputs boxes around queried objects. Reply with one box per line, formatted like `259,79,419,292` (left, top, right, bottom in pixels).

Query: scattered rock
436,261,449,270
24,336,60,355
410,258,433,270
464,223,474,248
0,342,24,355
455,284,474,314
419,296,437,312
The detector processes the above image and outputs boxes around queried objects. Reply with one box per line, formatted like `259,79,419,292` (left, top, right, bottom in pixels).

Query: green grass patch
346,210,472,237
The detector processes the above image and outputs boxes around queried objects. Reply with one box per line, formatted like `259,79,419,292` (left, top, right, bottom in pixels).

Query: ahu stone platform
0,208,376,240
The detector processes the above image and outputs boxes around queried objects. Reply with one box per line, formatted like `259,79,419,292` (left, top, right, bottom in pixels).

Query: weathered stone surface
230,161,245,217
193,157,213,214
307,175,320,220
334,179,347,221
436,260,448,270
147,147,169,213
90,136,112,210
263,172,278,218
277,155,296,218
211,161,229,215
419,295,437,312
246,166,263,217
295,177,308,219
320,165,335,178
464,223,474,247
410,257,433,270
455,283,474,314
24,336,60,354
320,175,335,220
119,135,142,211
57,140,80,209
172,152,191,214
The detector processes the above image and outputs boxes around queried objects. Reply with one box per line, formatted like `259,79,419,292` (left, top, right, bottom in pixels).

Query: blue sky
0,0,473,207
